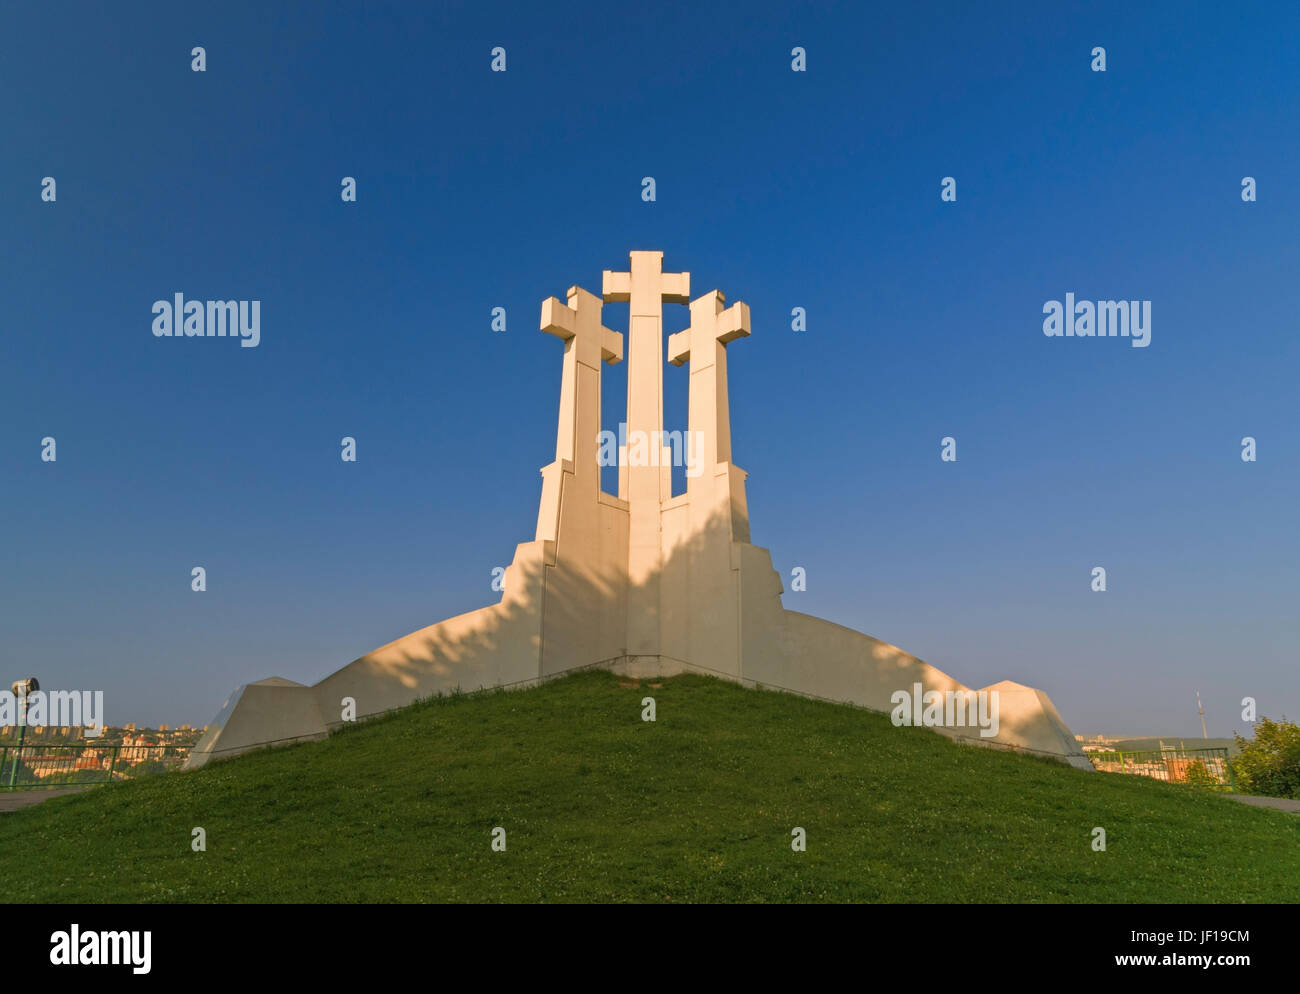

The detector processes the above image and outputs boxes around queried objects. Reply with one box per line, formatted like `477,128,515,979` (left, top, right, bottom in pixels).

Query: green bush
1181,760,1224,791
1232,717,1300,799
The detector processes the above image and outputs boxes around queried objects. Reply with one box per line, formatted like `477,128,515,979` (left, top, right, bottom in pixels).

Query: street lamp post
7,678,39,787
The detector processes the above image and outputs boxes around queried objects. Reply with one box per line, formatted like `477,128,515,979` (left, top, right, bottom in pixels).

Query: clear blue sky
2,1,1296,736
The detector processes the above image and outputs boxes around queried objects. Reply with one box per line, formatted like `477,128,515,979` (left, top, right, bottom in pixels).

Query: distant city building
1075,733,1123,753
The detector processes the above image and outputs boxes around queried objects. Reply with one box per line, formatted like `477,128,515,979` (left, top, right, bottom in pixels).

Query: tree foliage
1232,717,1300,799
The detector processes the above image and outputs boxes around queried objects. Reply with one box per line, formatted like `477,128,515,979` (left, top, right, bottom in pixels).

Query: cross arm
601,269,691,304
667,293,751,366
600,270,631,303
540,296,576,340
667,327,690,366
717,300,751,344
600,325,623,363
541,288,623,364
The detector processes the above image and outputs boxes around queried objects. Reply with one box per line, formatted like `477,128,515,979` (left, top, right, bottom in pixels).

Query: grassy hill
2,670,1297,902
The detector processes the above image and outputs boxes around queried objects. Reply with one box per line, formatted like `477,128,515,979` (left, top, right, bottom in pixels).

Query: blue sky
2,1,1297,736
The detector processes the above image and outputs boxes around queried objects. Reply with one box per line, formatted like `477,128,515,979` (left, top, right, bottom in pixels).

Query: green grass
2,670,1297,902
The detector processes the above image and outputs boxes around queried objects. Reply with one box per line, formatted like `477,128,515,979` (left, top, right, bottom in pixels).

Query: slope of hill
2,670,1296,902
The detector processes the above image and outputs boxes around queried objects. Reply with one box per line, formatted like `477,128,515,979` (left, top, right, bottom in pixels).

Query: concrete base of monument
185,677,329,767
184,617,1092,772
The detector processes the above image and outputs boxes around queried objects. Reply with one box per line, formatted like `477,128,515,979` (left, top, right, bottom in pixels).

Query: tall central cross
602,251,689,656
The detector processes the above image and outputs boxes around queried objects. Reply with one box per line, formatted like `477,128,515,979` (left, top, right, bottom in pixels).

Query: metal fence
0,744,190,790
1087,747,1235,790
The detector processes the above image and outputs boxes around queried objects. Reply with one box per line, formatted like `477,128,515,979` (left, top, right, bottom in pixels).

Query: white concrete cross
539,285,622,471
601,250,690,497
668,290,750,471
601,251,690,654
